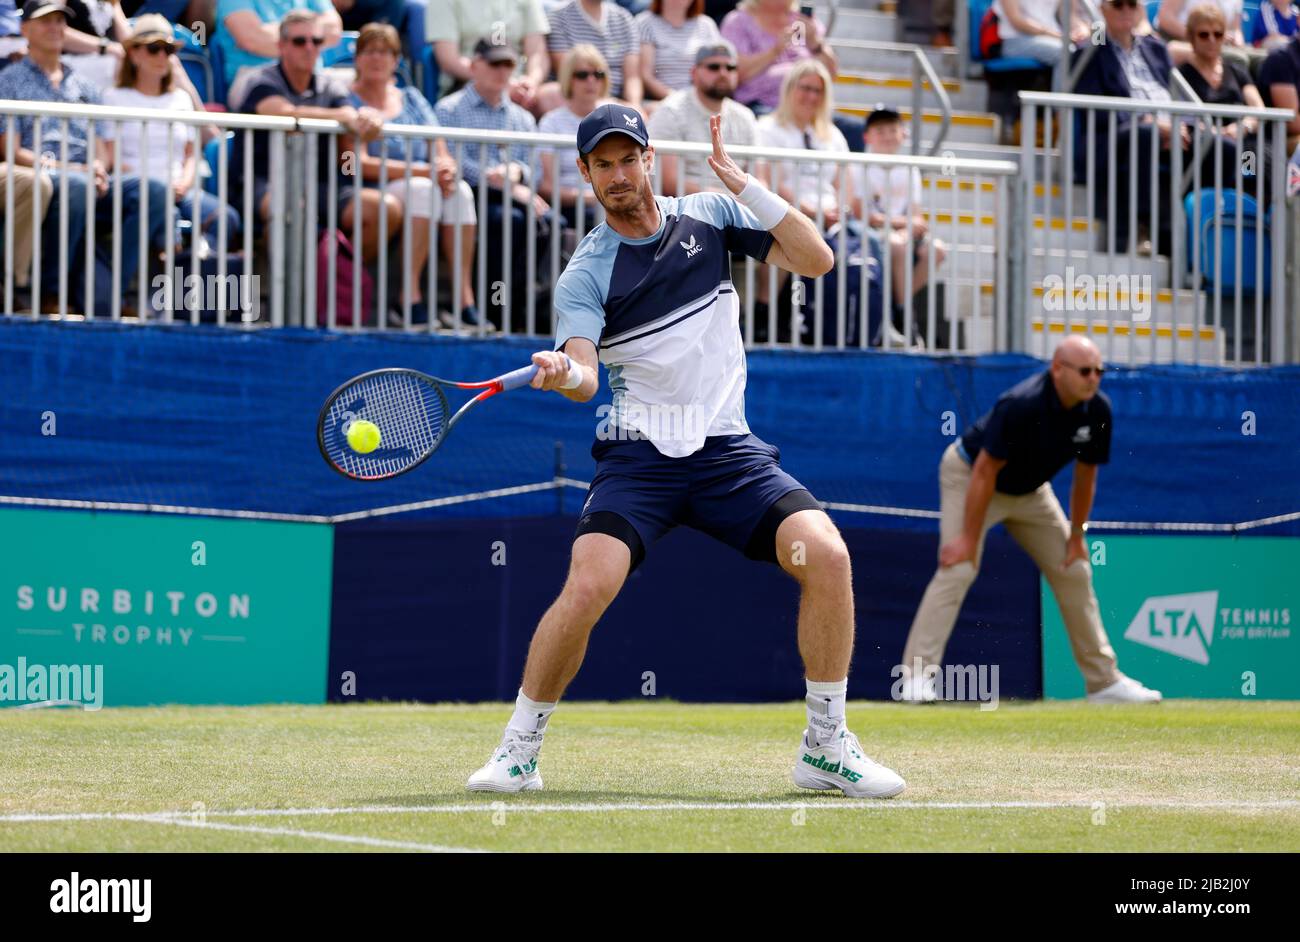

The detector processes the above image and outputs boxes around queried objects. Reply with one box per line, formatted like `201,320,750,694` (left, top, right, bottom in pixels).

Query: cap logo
623,114,639,128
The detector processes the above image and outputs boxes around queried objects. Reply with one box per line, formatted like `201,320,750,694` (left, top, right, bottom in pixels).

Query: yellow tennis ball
347,419,381,454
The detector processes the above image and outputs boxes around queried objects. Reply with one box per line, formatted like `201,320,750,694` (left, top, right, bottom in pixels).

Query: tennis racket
317,355,573,481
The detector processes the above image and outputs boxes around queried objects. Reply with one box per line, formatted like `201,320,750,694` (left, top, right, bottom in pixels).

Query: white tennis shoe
1087,676,1163,704
793,726,906,798
467,731,544,793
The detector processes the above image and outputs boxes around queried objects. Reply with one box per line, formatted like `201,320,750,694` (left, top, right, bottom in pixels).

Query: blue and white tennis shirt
554,193,774,458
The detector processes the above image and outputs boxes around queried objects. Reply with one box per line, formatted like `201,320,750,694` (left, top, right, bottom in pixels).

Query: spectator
1158,0,1262,66
0,163,52,297
637,0,720,102
59,0,127,89
0,0,170,313
425,0,550,110
230,10,396,263
992,0,1091,65
331,0,404,32
546,0,641,107
756,58,847,227
647,39,756,194
1072,0,1183,254
1,0,27,61
101,16,241,251
349,22,479,326
1258,35,1300,150
852,107,946,325
538,44,607,224
720,0,836,115
1252,0,1298,50
216,0,342,105
1156,0,1245,44
1178,2,1271,195
435,38,551,330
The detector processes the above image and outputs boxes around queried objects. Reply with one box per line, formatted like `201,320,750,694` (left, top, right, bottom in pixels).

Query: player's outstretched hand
530,351,573,391
706,114,748,196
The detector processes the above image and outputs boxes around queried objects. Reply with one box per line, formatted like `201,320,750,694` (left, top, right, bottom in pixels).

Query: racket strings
323,371,446,478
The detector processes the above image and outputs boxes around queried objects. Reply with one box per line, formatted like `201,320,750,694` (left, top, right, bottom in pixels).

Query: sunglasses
1195,30,1225,40
1108,0,1139,7
701,62,738,72
288,36,326,47
1065,363,1106,378
140,41,174,55
572,69,606,80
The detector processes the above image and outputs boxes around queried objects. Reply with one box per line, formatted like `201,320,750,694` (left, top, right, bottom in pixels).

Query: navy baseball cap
577,104,649,155
21,0,71,19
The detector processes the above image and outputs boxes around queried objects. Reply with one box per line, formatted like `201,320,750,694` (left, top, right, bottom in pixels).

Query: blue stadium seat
202,133,235,197
172,23,215,105
208,39,228,106
1183,188,1272,293
420,44,441,103
969,0,1053,72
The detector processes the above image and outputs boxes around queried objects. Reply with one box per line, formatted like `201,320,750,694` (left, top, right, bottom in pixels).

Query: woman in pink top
721,0,838,112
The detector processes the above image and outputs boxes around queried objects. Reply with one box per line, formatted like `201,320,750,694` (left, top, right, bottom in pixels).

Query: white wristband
559,354,584,390
735,174,789,230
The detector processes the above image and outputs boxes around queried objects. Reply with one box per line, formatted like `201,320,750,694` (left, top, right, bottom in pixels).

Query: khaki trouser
902,442,1121,693
0,164,52,289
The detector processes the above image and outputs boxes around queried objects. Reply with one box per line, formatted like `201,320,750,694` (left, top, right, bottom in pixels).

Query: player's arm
940,451,1007,568
704,114,833,278
530,338,599,403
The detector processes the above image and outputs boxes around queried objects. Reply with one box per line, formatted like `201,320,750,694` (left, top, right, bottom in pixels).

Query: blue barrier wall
326,515,1043,702
2,318,1297,532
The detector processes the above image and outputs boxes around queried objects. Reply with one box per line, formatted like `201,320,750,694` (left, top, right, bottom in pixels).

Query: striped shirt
547,0,637,97
635,12,720,92
433,82,539,186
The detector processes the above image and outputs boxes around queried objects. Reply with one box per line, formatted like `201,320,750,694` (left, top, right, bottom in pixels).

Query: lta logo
1123,591,1217,664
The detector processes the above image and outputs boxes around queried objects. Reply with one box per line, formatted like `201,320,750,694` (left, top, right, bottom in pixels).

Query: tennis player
467,104,906,797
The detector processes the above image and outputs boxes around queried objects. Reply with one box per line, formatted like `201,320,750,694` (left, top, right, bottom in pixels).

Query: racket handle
498,364,539,392
498,355,574,393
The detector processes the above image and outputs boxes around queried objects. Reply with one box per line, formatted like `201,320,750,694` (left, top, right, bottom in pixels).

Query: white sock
506,689,556,747
805,678,848,747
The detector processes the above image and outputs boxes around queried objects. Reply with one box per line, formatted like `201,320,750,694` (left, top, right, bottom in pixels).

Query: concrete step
836,106,999,145
1027,249,1172,290
919,212,1099,251
832,72,987,112
919,177,1055,213
818,7,899,43
1030,283,1206,326
1030,318,1225,365
832,40,961,78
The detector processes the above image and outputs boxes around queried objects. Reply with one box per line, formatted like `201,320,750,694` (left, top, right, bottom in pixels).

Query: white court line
0,810,484,853
142,817,485,853
5,799,1297,823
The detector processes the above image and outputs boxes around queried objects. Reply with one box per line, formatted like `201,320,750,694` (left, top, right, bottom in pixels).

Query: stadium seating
1183,187,1273,293
968,0,1053,131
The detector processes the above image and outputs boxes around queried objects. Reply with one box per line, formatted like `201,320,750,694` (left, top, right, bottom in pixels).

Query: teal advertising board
1044,536,1298,699
0,508,333,707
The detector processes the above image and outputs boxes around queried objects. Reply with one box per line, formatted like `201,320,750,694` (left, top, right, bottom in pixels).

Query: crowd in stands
1,0,1299,331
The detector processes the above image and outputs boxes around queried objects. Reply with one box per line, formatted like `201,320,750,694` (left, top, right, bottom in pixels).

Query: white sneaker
792,727,906,798
466,731,544,793
1087,676,1163,704
898,674,938,703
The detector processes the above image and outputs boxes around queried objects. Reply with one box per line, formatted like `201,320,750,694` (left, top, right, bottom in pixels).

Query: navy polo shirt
960,370,1112,495
1258,37,1300,109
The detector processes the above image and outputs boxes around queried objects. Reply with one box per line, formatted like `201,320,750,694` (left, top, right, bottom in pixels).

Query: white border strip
3,798,1297,822
2,484,1297,533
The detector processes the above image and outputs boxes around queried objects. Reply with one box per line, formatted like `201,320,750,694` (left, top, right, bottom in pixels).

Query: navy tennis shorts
575,432,822,572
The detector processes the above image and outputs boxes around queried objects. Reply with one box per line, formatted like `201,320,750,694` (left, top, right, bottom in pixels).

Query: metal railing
826,40,955,155
1,100,292,326
0,99,1018,356
1018,89,1292,366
